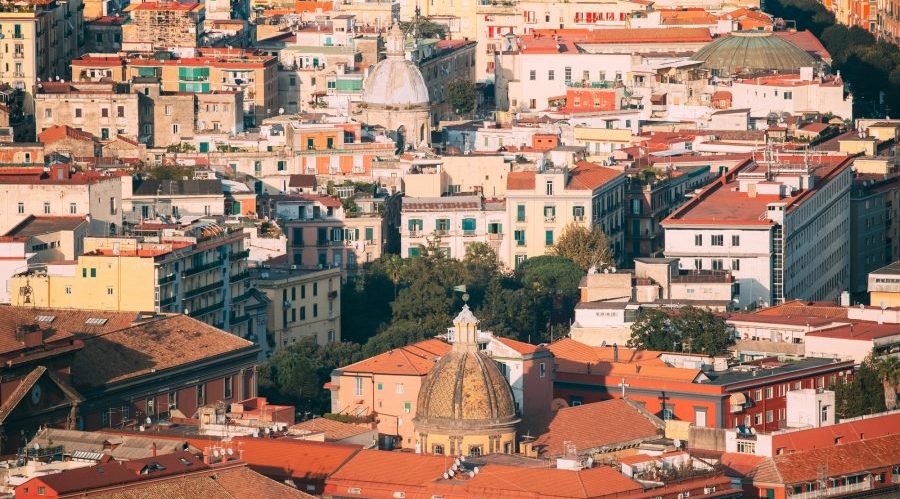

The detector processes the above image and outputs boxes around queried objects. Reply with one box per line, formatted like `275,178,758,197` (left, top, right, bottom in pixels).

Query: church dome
414,306,519,431
692,31,818,75
361,24,430,108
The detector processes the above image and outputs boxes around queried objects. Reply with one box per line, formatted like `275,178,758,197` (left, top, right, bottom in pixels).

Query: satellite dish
145,417,152,425
278,107,285,115
226,448,234,456
213,449,220,457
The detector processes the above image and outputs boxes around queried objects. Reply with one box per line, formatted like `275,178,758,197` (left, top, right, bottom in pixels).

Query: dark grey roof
133,179,223,196
704,357,849,386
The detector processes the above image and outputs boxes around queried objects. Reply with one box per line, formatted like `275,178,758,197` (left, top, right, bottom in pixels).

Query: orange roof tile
507,171,536,190
339,338,450,376
769,433,900,484
289,417,374,441
38,125,96,144
534,399,663,456
493,336,546,355
329,449,453,487
770,412,900,454
453,463,643,498
568,161,625,190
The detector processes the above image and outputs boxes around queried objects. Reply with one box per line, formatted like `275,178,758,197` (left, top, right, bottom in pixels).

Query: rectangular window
354,377,363,396
694,234,703,246
732,235,740,246
514,229,525,246
396,383,404,394
197,383,206,405
224,376,233,399
529,70,536,81
545,230,554,246
572,205,584,221
711,234,724,246
43,202,50,214
539,362,546,378
517,204,526,222
117,106,125,118
712,259,724,270
732,259,740,271
545,180,553,196
17,202,24,214
548,70,554,81
101,108,109,118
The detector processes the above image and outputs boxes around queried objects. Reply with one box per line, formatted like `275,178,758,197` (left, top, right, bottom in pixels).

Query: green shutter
462,218,476,231
365,227,374,241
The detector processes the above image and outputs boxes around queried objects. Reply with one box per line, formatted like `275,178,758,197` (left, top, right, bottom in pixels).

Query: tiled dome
692,31,818,75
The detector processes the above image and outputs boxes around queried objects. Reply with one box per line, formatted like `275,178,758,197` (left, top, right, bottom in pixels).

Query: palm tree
382,254,405,299
873,355,900,411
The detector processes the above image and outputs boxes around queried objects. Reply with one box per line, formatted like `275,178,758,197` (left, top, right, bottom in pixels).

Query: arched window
432,444,444,455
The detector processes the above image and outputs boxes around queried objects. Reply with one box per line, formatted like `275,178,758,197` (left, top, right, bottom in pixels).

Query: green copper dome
692,32,818,75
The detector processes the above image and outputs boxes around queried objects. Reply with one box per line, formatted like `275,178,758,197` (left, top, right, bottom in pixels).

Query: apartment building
848,156,899,297
272,194,384,273
34,81,144,141
8,225,263,341
85,16,124,53
730,72,854,121
72,49,278,127
662,154,854,309
400,195,506,260
251,264,341,350
0,165,123,236
121,1,204,51
505,160,626,267
869,260,900,307
0,0,85,113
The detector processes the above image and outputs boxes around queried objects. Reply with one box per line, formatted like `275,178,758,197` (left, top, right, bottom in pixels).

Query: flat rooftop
704,357,849,386
870,260,900,276
4,216,86,238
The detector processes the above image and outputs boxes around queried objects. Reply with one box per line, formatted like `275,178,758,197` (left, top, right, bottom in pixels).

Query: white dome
361,24,430,108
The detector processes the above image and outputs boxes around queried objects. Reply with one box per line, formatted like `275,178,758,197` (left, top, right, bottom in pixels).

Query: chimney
613,343,619,363
152,442,157,457
23,327,43,348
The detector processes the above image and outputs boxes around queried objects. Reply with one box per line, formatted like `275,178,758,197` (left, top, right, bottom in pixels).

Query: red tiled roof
454,463,643,498
534,399,663,456
769,433,900,484
770,412,900,454
493,336,546,355
772,30,831,61
0,307,136,355
507,171,536,190
799,122,830,133
288,174,316,188
568,161,625,190
289,417,374,441
339,338,450,376
805,322,900,340
38,125,97,144
328,449,453,487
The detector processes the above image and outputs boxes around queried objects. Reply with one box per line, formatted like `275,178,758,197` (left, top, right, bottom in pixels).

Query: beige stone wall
152,94,195,147
416,428,516,456
122,8,199,49
35,88,141,141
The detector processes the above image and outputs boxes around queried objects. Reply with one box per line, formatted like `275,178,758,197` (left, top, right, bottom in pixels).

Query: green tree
447,79,477,115
146,165,192,181
628,308,676,351
517,255,582,338
672,306,732,356
872,355,900,410
362,319,427,358
478,276,546,343
549,223,614,271
832,359,887,418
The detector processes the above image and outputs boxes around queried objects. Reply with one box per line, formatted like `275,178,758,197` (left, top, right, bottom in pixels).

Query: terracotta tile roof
772,30,831,61
507,171,536,190
0,366,83,423
289,417,374,441
568,161,625,190
0,307,136,355
329,449,453,487
534,399,663,456
4,215,87,238
805,322,900,340
767,433,900,484
751,300,849,319
548,338,663,373
339,338,450,376
288,174,316,188
799,122,830,133
71,315,255,388
529,27,712,45
38,125,97,144
770,412,900,454
473,464,643,498
493,336,546,355
89,464,317,498
660,8,717,25
717,452,766,477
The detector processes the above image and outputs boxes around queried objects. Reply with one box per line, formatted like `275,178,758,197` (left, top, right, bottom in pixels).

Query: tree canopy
628,306,732,355
550,223,614,271
447,79,478,115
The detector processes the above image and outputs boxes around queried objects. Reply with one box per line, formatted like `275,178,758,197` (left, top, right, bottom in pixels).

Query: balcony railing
788,479,872,499
230,313,251,324
158,273,177,285
159,296,176,308
229,249,250,261
231,270,250,282
184,280,223,299
182,259,223,277
189,301,224,318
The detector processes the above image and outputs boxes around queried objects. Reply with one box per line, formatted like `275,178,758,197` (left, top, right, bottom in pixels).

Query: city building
662,154,853,308
275,194,385,273
549,337,855,431
0,307,260,452
505,161,626,267
414,306,520,457
353,24,431,150
729,72,854,121
869,260,900,307
0,0,85,113
0,165,123,236
121,1,204,51
0,215,87,303
34,81,144,142
849,156,899,298
251,262,342,349
570,258,735,346
400,195,506,260
8,225,263,341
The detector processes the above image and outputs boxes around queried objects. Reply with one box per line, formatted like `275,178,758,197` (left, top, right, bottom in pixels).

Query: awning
730,392,747,406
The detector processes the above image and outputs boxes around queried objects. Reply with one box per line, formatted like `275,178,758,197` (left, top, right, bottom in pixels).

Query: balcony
788,479,872,499
328,290,338,300
189,301,224,318
230,313,251,324
229,249,250,261
158,273,177,285
159,296,176,308
182,259,223,277
488,233,503,241
233,290,254,303
231,270,250,282
544,216,556,223
184,280,223,299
